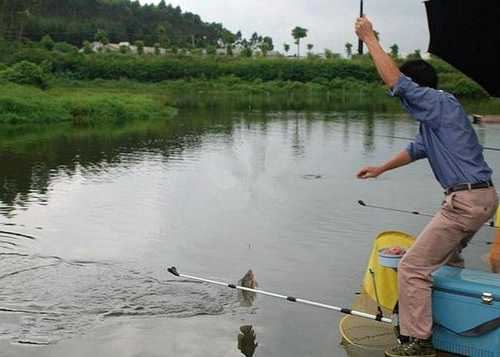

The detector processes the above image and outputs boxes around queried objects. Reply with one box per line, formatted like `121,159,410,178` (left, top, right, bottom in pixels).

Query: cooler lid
432,267,500,334
432,266,500,300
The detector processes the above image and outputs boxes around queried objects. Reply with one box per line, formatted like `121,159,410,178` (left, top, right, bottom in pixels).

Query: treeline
0,37,491,101
0,39,379,82
0,0,234,48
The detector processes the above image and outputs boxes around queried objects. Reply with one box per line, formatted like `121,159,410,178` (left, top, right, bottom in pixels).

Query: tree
0,0,236,49
83,40,93,54
120,45,131,54
157,25,169,48
390,44,399,59
407,49,422,60
250,32,259,47
95,30,109,45
307,44,314,53
135,40,145,55
241,47,253,58
345,42,353,58
258,36,273,56
154,43,161,55
324,49,333,59
291,26,308,58
284,43,290,55
41,35,55,51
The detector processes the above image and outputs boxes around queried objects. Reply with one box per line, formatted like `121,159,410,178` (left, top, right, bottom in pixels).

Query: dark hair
399,60,438,89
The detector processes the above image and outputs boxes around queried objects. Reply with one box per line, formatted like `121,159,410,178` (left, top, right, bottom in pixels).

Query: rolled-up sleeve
390,74,443,126
406,133,427,162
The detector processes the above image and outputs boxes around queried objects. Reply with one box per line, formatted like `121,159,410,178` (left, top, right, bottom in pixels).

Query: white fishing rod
167,266,392,324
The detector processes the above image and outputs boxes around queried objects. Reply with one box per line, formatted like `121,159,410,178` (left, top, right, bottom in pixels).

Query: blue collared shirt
390,74,493,189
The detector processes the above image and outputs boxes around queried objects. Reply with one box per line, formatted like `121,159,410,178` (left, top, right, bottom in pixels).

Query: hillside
0,0,235,48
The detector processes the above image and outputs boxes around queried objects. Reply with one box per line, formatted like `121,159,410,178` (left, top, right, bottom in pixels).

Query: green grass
1,76,499,126
0,82,177,125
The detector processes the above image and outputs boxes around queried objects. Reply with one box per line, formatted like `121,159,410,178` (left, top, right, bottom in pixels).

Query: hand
357,166,384,179
355,17,376,43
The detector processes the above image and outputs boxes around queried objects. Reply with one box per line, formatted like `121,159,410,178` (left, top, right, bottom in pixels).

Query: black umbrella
425,0,500,97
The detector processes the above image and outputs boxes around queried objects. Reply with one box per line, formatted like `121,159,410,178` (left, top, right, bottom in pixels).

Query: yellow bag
362,231,415,310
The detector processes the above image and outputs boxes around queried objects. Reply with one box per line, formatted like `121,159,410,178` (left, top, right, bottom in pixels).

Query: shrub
440,73,488,99
206,45,216,56
40,35,55,51
120,45,131,54
53,42,78,54
0,84,70,124
135,41,145,55
0,61,48,89
83,41,93,54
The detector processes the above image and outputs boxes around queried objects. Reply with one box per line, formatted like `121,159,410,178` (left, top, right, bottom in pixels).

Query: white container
378,250,404,268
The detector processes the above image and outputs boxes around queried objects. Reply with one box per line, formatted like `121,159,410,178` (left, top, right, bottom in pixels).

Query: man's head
399,60,438,89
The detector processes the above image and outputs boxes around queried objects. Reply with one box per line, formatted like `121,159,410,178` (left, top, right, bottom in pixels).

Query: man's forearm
380,150,413,174
364,37,401,88
356,17,400,87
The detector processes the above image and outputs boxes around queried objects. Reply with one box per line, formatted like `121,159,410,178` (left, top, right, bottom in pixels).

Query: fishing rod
358,200,499,229
167,266,392,324
357,0,364,55
365,133,500,153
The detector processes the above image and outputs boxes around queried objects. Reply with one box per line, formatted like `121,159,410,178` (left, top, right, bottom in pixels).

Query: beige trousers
398,187,498,339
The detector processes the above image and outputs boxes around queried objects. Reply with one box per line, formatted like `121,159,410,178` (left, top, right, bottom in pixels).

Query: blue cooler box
432,267,500,357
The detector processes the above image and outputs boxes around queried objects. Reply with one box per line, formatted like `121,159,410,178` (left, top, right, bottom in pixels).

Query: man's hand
353,16,401,88
357,151,413,180
357,166,384,179
355,17,377,44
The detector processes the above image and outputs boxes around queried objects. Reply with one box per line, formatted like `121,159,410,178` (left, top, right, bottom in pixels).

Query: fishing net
339,291,397,351
339,231,416,351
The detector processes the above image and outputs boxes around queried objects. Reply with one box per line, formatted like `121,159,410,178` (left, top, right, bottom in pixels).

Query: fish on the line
238,270,258,307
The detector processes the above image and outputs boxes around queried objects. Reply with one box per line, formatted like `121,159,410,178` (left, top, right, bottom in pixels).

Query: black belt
445,180,494,195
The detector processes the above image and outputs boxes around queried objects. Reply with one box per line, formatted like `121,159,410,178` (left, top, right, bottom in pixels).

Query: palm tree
284,43,290,55
291,26,308,58
345,42,353,58
307,44,314,53
390,44,399,58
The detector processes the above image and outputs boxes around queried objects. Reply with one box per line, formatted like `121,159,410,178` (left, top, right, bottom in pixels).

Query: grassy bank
1,41,497,125
2,77,500,125
51,76,500,112
0,82,177,125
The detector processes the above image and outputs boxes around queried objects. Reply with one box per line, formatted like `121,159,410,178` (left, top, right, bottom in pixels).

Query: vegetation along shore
0,0,499,125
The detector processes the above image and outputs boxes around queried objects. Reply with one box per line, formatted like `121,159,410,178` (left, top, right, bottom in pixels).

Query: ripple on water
0,254,242,345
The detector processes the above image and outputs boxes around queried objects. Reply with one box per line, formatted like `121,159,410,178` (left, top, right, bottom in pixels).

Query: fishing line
350,131,500,152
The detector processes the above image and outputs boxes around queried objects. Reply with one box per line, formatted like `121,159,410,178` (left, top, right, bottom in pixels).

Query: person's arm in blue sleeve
406,133,427,161
390,75,443,125
355,17,443,125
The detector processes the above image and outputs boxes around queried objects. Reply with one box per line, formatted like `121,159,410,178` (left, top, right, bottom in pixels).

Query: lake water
0,110,499,356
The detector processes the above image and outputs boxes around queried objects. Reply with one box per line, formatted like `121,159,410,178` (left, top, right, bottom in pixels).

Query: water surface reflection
1,111,499,355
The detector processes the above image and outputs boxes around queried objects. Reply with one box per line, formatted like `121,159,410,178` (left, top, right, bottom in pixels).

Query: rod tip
358,200,366,206
168,266,180,277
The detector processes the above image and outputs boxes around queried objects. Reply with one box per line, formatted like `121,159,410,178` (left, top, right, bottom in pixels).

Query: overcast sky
141,0,429,55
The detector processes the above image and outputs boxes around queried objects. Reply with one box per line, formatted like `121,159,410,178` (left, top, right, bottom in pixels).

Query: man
355,17,498,357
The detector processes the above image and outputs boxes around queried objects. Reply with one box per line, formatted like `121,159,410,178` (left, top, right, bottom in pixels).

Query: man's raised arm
355,17,400,88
